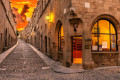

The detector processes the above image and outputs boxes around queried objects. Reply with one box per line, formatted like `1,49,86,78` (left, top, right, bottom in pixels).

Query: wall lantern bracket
69,18,81,32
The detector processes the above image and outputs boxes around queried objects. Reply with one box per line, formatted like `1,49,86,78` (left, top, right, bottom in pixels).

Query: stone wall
70,0,120,68
92,52,118,67
22,0,120,69
0,0,17,53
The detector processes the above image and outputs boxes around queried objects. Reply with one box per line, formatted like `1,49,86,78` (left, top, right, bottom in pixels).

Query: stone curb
28,44,87,74
0,42,18,63
94,66,120,71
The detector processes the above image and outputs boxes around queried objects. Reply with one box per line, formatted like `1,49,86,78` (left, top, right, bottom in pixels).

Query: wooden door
73,37,82,64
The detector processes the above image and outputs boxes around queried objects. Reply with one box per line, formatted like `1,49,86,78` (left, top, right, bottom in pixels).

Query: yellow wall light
50,13,54,22
46,15,50,21
46,13,54,23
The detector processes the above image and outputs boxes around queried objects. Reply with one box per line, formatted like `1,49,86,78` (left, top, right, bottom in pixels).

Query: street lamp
73,23,78,32
69,18,81,32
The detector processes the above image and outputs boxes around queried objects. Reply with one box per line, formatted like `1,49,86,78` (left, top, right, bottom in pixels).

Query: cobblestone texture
0,39,120,80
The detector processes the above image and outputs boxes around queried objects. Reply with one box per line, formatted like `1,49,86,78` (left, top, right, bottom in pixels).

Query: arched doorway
5,28,7,47
41,35,43,52
45,36,47,53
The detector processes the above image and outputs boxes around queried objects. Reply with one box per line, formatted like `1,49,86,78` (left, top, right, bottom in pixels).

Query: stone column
117,25,120,66
117,40,120,66
82,31,95,69
117,29,120,66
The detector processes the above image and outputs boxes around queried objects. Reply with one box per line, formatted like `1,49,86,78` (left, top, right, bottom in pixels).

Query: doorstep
71,63,83,70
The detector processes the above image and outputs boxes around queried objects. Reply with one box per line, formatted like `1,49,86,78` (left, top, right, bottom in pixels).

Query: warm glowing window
58,25,64,51
92,20,117,51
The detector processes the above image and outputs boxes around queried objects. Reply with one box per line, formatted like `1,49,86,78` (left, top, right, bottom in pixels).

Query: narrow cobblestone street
0,39,119,80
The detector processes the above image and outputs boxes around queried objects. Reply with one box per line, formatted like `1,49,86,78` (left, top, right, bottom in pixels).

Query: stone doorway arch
5,28,7,48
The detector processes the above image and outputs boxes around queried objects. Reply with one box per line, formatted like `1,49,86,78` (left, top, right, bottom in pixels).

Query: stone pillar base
83,61,95,70
62,61,71,68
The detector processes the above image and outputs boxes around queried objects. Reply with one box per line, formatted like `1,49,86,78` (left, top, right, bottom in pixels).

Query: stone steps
70,64,83,69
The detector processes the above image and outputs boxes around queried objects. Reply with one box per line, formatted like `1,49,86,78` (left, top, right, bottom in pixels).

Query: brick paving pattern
0,39,120,80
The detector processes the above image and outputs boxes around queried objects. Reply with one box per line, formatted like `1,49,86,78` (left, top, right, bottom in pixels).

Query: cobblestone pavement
0,39,120,80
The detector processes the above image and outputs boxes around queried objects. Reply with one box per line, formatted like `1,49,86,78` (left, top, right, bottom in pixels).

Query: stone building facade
21,0,120,69
0,0,17,53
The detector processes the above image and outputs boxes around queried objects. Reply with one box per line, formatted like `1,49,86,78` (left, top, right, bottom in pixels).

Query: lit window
92,20,117,51
58,25,64,51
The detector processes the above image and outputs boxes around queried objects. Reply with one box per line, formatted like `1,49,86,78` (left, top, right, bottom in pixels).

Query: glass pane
99,20,110,34
58,25,64,51
59,31,61,37
110,23,116,34
61,26,64,37
92,34,98,51
92,23,98,33
99,34,110,51
58,38,61,51
60,37,64,51
111,35,116,51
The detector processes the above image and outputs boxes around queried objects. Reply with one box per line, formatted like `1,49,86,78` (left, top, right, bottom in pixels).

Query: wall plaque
85,45,90,49
85,38,92,42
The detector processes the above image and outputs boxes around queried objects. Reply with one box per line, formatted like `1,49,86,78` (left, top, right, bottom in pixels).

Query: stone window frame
92,19,118,52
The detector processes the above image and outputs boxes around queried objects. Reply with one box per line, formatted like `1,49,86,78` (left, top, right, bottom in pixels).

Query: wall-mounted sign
102,41,107,48
85,38,92,42
85,45,90,49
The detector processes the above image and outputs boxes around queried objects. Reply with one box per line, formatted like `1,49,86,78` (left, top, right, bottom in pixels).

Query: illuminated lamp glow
46,13,54,23
46,15,50,21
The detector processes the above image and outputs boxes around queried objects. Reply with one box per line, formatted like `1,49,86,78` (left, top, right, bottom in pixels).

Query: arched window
92,20,117,51
58,25,64,51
